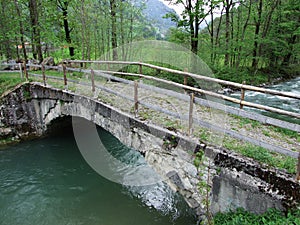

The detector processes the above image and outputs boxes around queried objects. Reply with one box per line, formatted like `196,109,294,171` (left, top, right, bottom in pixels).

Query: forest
0,0,299,84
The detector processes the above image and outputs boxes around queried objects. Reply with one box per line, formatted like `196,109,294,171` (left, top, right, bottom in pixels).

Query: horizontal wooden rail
89,69,300,132
95,70,300,119
66,60,300,100
28,68,300,130
0,71,19,73
2,62,300,119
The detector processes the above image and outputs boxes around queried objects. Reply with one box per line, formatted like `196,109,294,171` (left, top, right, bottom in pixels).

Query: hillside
142,0,177,37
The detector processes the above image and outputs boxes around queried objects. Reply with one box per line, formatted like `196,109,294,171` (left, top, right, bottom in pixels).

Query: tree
224,0,234,66
235,0,252,68
0,1,17,60
57,0,74,58
110,0,118,60
29,0,43,62
165,0,213,54
14,0,27,62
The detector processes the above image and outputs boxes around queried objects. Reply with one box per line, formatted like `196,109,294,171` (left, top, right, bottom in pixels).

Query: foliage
214,208,300,225
196,126,297,174
0,73,23,95
194,151,204,169
223,138,297,174
270,127,300,142
0,0,170,61
166,0,300,84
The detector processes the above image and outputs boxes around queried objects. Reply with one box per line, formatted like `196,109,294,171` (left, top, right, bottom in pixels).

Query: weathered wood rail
1,60,300,180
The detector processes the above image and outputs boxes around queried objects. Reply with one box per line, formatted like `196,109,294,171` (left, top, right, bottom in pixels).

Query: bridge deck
35,73,299,161
1,62,299,176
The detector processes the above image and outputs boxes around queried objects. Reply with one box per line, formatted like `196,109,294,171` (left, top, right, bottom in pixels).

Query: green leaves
214,208,300,225
194,151,204,169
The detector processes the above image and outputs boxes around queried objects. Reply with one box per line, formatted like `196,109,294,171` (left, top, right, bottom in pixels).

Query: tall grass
0,73,23,95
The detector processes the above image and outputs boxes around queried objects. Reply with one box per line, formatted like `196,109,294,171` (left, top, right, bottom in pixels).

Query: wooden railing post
134,80,139,117
139,62,143,74
184,68,188,86
42,64,46,86
188,93,194,136
296,152,300,182
91,69,95,93
184,68,188,94
23,61,28,80
63,64,68,89
240,81,246,109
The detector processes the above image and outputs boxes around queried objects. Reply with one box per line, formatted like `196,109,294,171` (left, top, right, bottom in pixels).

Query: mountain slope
142,0,177,37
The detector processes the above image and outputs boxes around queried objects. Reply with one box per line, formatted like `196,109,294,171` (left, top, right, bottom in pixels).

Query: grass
196,127,297,174
270,126,300,142
31,69,84,80
214,208,300,225
0,73,23,95
237,117,261,129
223,137,297,174
230,115,299,141
0,137,19,147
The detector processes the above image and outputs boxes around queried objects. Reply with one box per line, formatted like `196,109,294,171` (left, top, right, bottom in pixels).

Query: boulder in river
217,88,234,95
28,59,39,71
42,57,55,66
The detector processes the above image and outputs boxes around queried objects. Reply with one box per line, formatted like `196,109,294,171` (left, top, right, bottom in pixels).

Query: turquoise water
0,126,197,225
230,76,300,124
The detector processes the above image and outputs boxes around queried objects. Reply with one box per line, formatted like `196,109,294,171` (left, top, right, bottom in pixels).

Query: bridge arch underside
1,83,299,217
39,95,206,214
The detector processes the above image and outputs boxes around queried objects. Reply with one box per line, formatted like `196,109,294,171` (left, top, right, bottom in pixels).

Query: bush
214,208,300,225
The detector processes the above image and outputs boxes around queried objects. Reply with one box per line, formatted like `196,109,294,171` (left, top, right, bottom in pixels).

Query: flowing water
0,125,197,225
230,76,300,124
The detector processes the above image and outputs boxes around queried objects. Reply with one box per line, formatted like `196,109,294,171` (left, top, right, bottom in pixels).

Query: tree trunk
189,0,200,55
224,0,232,66
258,0,279,65
282,34,297,66
236,0,252,68
80,0,86,61
58,0,75,58
110,0,118,60
230,3,235,67
210,2,214,65
29,0,43,63
14,0,27,62
120,3,125,60
252,0,263,69
214,6,225,64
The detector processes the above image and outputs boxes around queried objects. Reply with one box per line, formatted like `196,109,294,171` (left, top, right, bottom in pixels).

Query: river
230,76,300,124
0,126,197,225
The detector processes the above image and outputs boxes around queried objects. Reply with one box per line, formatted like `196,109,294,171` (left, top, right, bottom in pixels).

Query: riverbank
214,64,300,87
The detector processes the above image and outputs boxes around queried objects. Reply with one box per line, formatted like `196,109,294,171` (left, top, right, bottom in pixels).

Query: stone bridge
1,82,299,218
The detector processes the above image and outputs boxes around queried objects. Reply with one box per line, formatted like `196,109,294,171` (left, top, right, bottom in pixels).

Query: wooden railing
1,60,300,180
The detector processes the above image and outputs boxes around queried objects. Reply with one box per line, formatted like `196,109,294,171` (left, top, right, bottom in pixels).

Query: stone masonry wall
1,83,299,218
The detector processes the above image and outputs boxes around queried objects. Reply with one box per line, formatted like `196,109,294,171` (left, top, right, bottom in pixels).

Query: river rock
0,127,13,139
28,59,39,71
1,60,19,70
42,57,55,66
217,88,234,95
